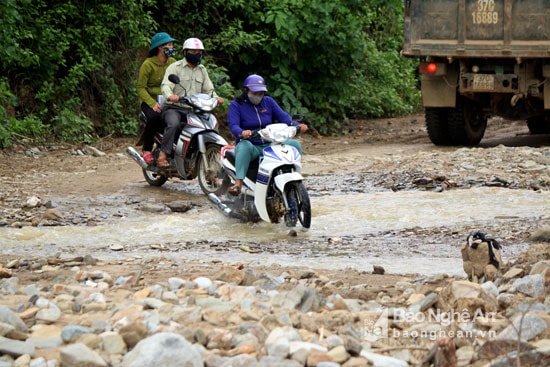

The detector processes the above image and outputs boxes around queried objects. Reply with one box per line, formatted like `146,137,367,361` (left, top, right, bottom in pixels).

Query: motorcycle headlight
272,129,295,142
188,94,217,111
262,124,296,142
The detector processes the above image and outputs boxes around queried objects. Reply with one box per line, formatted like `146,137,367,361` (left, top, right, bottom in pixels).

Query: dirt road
0,115,548,285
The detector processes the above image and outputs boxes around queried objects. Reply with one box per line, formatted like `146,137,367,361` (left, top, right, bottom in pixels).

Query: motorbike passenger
137,32,177,164
226,74,308,196
158,37,224,168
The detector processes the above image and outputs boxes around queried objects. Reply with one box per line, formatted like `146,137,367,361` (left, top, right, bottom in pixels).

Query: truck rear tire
527,114,550,134
425,107,453,146
448,97,486,146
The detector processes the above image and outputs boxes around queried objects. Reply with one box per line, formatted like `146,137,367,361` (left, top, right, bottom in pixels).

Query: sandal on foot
157,159,170,168
157,157,170,168
228,185,242,196
141,151,154,164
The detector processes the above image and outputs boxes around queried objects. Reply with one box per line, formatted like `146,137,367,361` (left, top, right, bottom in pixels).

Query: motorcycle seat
223,148,260,182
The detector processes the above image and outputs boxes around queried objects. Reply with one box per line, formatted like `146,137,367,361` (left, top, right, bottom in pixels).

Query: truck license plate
473,74,494,90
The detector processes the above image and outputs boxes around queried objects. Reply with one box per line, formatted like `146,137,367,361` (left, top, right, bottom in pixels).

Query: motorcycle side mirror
168,74,180,84
216,76,228,86
292,114,305,122
168,74,188,97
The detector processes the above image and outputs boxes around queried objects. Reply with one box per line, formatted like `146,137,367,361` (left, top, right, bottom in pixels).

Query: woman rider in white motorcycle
226,74,308,196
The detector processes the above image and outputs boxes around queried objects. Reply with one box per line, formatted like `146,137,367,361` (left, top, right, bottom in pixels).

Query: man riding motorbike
158,37,224,168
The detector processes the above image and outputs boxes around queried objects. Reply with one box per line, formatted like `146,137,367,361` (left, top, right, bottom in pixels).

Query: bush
0,0,420,147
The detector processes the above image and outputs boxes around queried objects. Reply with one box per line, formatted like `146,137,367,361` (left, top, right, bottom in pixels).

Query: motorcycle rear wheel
198,145,231,195
284,182,311,229
142,169,168,187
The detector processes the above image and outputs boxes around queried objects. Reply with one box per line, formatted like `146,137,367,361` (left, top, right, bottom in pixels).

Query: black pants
141,102,165,151
161,107,188,154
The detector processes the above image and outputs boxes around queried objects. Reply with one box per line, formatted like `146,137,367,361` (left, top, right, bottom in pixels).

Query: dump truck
402,0,550,145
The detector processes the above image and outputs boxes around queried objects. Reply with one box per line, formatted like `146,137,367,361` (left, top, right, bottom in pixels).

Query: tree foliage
0,0,419,147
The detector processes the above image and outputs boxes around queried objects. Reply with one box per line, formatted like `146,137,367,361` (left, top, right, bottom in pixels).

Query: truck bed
402,0,550,58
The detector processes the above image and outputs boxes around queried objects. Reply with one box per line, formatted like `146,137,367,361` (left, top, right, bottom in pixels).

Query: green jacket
161,60,217,108
137,56,176,108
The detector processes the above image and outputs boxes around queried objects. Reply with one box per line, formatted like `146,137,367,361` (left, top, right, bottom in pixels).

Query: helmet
149,32,176,52
243,74,268,92
182,38,205,50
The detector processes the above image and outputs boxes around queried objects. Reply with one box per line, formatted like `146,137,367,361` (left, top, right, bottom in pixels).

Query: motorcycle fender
273,172,303,192
254,172,303,223
254,181,271,223
197,132,229,153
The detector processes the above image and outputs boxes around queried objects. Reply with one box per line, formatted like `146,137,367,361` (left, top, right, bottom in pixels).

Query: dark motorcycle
126,75,230,195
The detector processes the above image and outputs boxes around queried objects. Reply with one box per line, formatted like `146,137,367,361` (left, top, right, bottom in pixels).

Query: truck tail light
419,62,446,76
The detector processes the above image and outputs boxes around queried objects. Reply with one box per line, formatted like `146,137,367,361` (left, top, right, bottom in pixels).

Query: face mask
185,53,203,66
248,93,264,105
163,47,176,57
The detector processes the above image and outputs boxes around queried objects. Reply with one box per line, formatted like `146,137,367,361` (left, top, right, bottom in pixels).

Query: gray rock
165,201,193,213
61,324,95,343
317,363,341,367
496,312,548,341
480,281,499,297
60,342,107,367
195,298,233,312
265,327,301,357
407,292,438,313
28,356,47,367
167,277,187,291
0,355,15,367
100,331,127,355
122,332,202,367
360,350,408,367
172,306,202,324
510,274,545,298
81,146,106,157
258,355,302,367
496,293,515,308
0,335,35,358
0,306,27,333
530,260,550,275
253,274,284,291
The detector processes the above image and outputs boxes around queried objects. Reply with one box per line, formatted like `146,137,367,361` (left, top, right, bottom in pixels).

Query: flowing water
1,187,546,276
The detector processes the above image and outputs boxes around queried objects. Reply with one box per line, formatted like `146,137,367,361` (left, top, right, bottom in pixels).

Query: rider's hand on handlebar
217,97,224,105
298,123,308,134
168,94,179,103
241,130,252,139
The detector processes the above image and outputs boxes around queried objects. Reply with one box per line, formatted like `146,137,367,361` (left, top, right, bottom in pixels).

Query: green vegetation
0,0,420,148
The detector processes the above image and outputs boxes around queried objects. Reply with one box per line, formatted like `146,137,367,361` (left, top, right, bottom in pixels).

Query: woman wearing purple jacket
226,74,308,196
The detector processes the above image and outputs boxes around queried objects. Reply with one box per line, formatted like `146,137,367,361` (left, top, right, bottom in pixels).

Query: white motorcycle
208,120,311,230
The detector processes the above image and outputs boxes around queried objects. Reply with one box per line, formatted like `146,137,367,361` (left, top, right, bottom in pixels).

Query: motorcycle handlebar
239,124,301,139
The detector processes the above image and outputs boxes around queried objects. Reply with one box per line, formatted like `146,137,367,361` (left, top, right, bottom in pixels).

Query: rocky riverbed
0,240,549,367
0,116,549,366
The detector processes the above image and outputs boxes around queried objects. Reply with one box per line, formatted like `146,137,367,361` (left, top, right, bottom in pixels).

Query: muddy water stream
1,187,546,276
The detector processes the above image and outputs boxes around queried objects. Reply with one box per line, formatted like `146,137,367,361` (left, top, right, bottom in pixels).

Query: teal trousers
234,139,303,180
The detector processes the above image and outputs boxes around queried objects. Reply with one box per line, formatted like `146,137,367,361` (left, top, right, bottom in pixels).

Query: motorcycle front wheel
284,182,311,229
198,145,231,195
